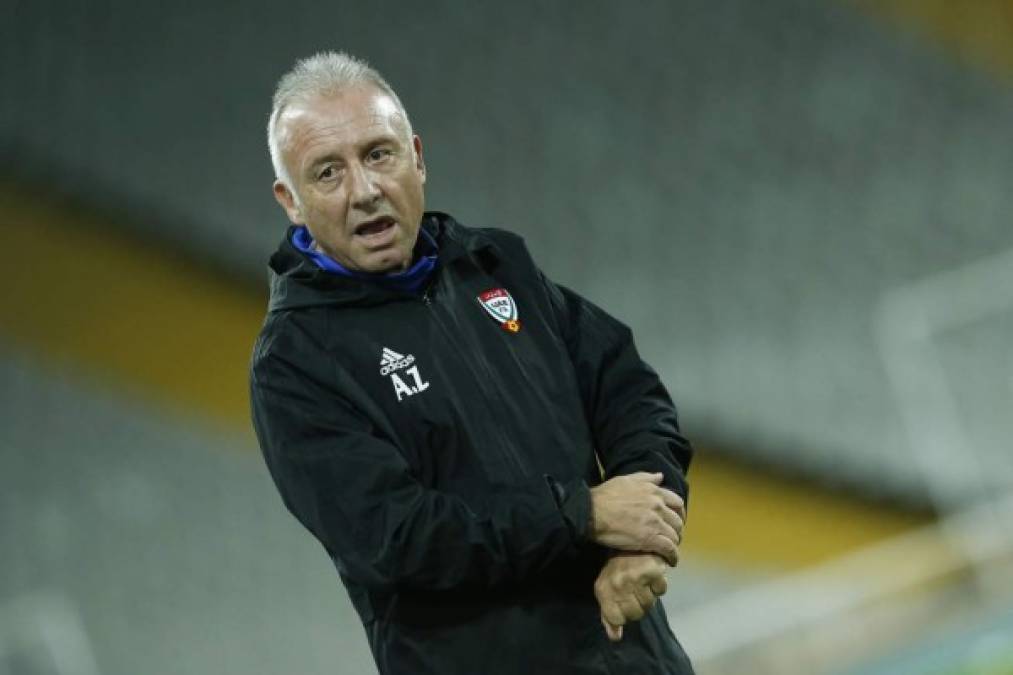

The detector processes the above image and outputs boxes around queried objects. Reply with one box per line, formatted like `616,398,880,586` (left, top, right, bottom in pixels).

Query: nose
348,162,381,211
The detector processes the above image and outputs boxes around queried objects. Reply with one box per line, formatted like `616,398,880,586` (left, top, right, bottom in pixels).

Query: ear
273,180,303,224
412,134,426,185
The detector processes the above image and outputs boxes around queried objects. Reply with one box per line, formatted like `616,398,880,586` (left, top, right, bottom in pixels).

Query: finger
645,532,679,566
628,472,664,484
658,508,685,543
601,615,623,642
639,555,670,578
617,596,646,622
602,600,627,629
649,575,668,596
650,534,681,567
651,519,681,550
633,584,657,612
657,488,686,518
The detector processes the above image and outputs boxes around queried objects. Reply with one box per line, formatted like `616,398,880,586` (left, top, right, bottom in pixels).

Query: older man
250,51,695,674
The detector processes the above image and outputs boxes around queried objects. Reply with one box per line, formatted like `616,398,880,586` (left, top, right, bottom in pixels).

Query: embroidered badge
379,347,430,402
478,288,521,333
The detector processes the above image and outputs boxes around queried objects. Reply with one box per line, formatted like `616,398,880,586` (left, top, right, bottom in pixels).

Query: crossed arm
590,474,686,641
544,277,694,641
250,278,691,640
250,351,680,584
252,350,686,631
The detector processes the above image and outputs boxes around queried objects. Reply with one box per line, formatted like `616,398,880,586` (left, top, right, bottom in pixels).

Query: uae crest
477,288,521,333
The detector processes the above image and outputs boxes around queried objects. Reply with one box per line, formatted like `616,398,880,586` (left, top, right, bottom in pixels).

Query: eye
317,165,337,181
367,147,393,163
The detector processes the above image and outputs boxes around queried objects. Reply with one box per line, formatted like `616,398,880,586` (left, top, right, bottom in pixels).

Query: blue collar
290,225,438,294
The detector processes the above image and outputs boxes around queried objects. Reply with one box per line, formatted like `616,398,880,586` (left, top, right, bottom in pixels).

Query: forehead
278,86,408,160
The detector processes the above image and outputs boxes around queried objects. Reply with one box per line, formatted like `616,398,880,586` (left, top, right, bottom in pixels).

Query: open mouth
354,217,396,238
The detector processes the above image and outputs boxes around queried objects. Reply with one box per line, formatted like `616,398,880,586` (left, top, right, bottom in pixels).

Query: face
273,85,426,273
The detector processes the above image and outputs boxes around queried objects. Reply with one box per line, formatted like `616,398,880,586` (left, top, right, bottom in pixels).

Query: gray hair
267,51,411,190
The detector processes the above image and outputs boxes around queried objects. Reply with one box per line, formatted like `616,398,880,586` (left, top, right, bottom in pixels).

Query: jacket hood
266,212,498,312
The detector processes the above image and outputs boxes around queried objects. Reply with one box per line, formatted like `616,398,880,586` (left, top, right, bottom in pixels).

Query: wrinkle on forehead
275,89,411,171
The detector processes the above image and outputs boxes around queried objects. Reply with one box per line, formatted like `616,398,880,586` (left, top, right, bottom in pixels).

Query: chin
365,254,409,274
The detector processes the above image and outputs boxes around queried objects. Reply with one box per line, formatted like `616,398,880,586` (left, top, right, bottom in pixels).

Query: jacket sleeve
541,275,693,502
250,348,584,593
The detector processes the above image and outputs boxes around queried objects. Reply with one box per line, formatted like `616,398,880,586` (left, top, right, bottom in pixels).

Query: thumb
630,472,664,484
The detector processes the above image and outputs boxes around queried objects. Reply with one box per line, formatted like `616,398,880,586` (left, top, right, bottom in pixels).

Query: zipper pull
420,276,437,305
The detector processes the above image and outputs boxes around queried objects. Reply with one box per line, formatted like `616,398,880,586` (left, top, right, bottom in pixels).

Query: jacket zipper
424,277,529,481
421,278,435,306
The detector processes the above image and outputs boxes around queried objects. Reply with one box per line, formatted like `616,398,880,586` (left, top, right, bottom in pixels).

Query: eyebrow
306,133,402,172
306,152,344,173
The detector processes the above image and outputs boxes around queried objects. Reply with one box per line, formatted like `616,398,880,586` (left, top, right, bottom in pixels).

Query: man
251,51,695,674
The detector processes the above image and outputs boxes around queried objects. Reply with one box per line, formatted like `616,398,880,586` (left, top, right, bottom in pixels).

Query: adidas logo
379,346,429,402
379,347,416,376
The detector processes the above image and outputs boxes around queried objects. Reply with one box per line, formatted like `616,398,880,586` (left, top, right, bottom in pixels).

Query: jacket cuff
545,476,592,542
666,468,690,507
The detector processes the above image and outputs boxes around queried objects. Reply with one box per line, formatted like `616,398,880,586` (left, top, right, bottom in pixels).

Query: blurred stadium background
3,1,1013,673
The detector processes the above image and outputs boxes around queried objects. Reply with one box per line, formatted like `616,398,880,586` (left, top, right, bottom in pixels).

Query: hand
589,472,685,565
595,553,669,642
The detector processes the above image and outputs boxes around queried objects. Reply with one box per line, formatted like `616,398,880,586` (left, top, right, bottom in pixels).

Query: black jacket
250,213,694,674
